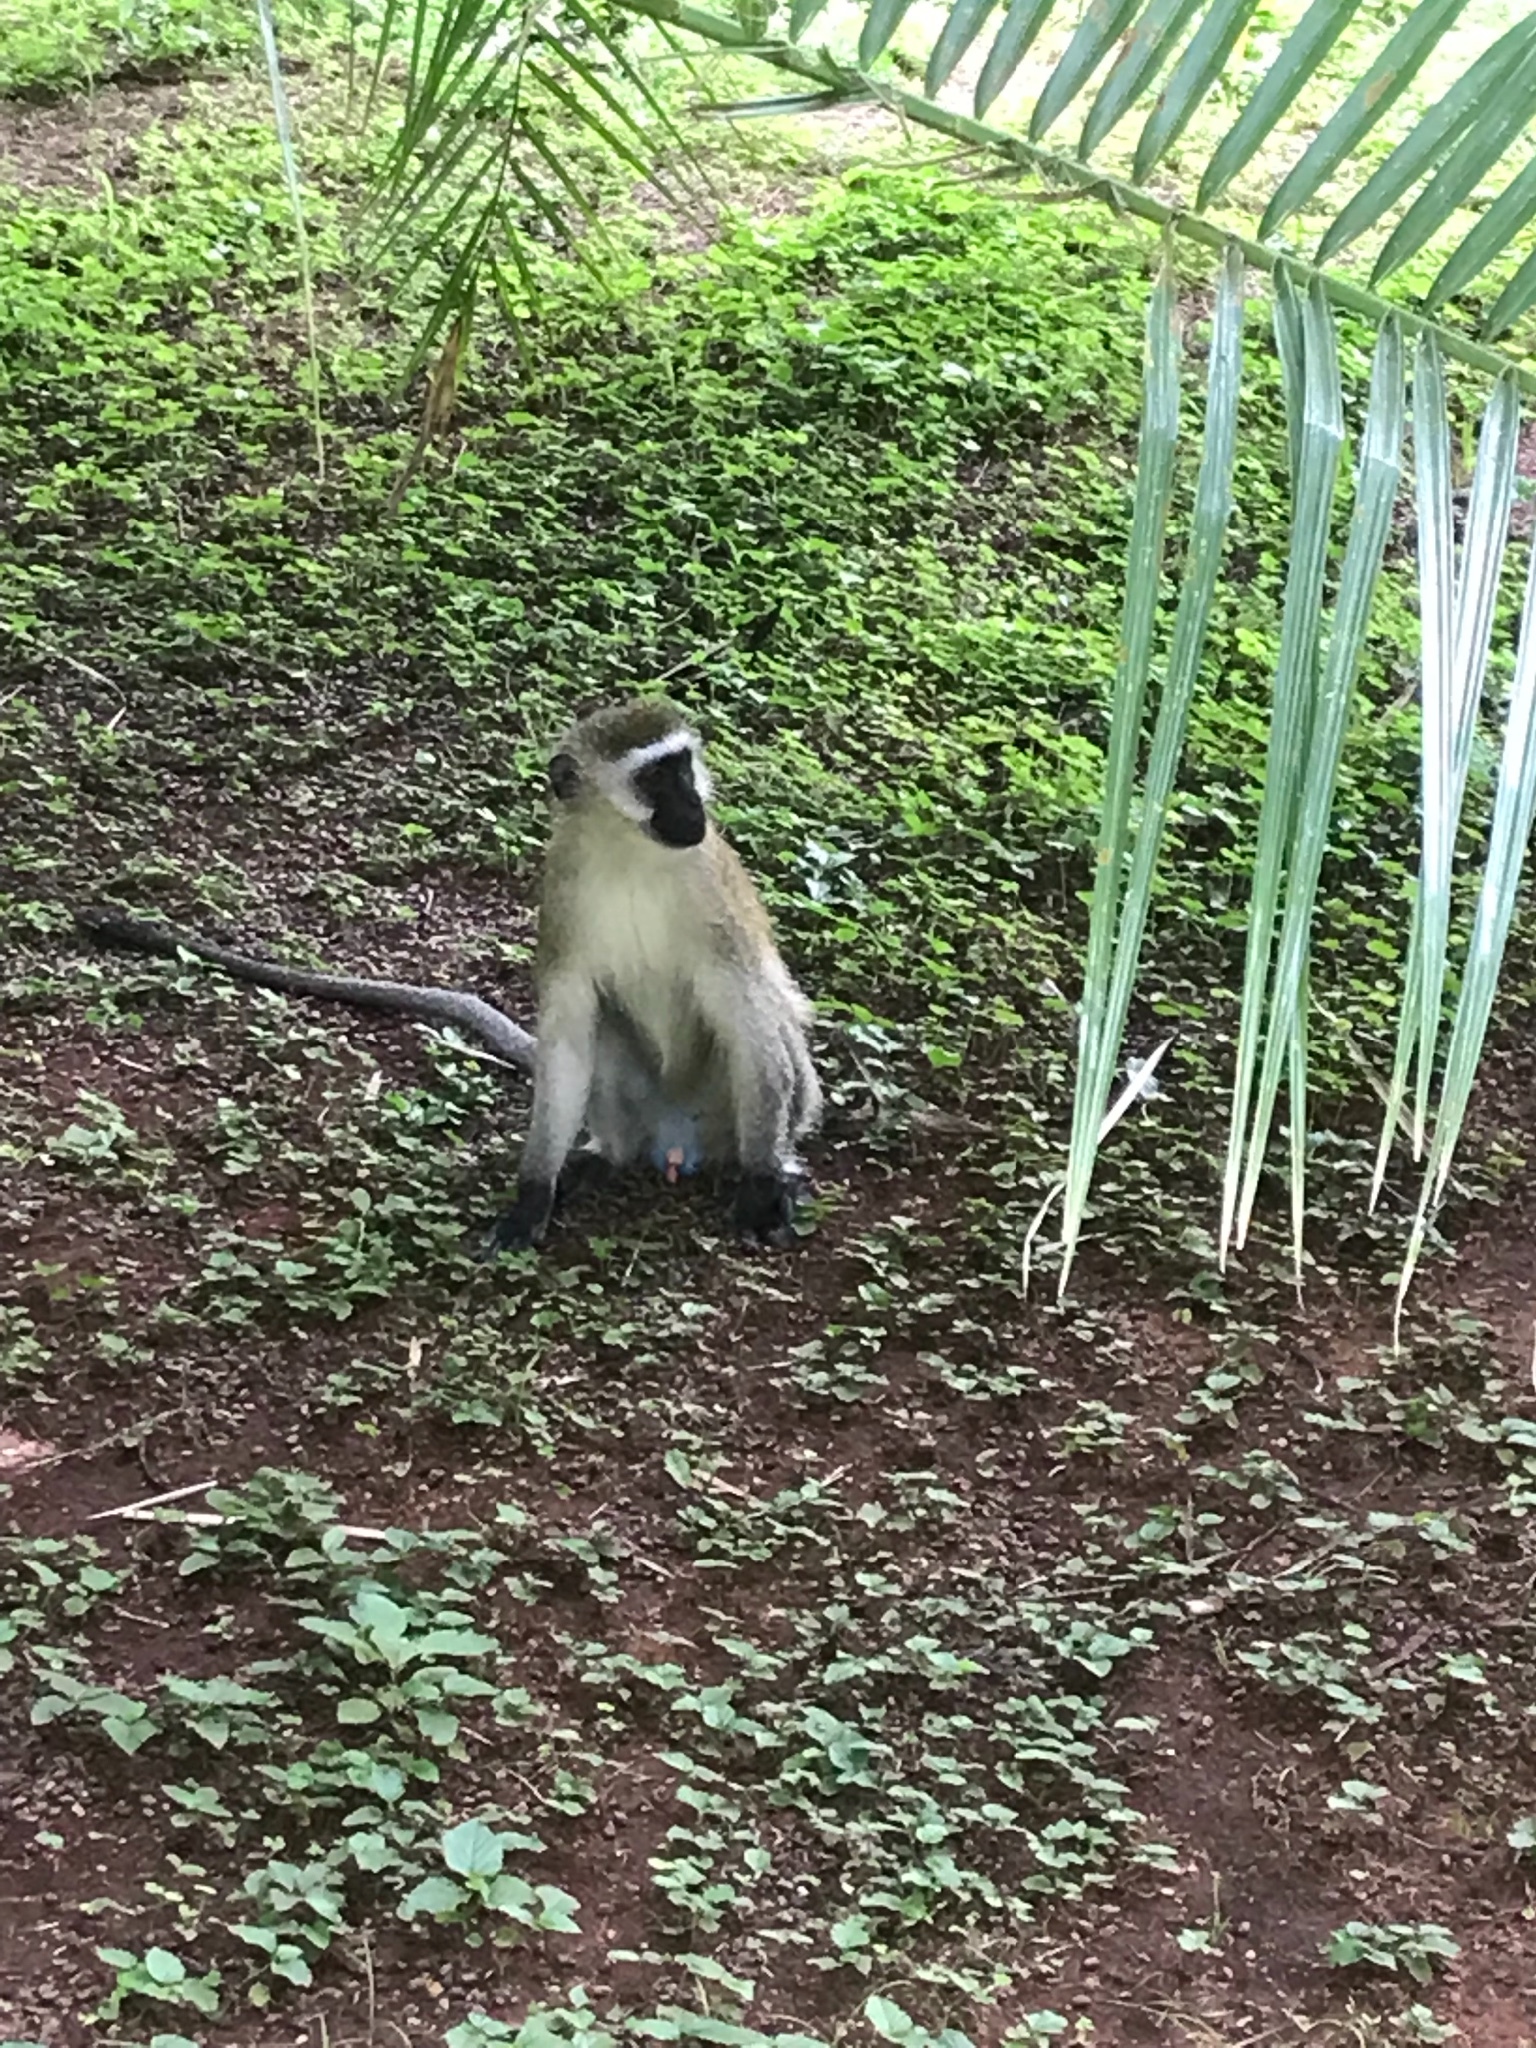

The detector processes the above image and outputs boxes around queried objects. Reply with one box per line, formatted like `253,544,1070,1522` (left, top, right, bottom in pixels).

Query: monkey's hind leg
478,1151,614,1262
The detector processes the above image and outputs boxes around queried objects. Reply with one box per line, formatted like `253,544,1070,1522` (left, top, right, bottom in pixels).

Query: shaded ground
6,964,1535,2048
0,74,191,190
2,36,1535,2048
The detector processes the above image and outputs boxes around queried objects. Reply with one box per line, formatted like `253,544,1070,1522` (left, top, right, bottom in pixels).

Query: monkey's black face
637,749,707,848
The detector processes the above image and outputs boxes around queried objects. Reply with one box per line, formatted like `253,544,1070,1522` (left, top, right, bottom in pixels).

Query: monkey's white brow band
615,731,698,774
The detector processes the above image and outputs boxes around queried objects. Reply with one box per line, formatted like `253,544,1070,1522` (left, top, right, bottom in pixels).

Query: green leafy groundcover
0,0,253,94
5,122,1491,1182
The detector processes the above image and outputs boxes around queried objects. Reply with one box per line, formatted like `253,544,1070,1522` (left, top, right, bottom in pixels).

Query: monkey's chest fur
563,848,734,1168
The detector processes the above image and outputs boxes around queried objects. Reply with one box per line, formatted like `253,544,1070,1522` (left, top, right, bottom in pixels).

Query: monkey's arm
74,906,537,1072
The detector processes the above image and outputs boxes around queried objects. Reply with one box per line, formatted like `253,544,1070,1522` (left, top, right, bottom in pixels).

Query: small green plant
232,1854,351,1995
865,1996,975,2048
93,1945,221,2022
30,1668,160,1755
399,1820,581,1941
1323,1921,1461,1985
299,1583,501,1745
179,1467,344,1575
1174,1876,1228,1955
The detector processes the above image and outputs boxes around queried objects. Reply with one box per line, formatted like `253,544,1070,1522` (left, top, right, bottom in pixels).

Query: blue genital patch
649,1110,704,1179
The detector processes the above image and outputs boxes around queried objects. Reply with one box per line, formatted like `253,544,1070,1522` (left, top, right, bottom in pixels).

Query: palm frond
1395,537,1536,1336
609,0,1536,389
1370,356,1520,1190
1057,244,1244,1293
1218,272,1345,1274
348,0,1536,391
1055,239,1182,1292
1232,317,1406,1265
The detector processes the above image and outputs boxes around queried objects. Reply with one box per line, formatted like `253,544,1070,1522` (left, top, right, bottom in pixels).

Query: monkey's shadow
491,1150,813,1250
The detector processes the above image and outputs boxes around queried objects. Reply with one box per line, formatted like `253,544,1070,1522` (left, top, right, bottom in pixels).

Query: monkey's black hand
732,1171,801,1249
481,1180,556,1259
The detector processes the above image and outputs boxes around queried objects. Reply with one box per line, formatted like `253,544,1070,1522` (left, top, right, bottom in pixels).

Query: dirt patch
0,75,192,195
5,1159,1535,2044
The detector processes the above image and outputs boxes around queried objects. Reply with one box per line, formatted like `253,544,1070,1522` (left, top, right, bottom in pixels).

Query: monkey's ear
549,752,581,801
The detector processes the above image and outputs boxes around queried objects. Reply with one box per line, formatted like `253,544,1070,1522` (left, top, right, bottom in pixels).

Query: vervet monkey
73,695,821,1253
489,695,821,1252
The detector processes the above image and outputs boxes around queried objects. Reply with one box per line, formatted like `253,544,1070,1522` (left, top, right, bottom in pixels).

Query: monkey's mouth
648,808,707,848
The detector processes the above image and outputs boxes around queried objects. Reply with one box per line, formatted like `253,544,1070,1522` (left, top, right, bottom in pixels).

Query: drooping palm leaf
1232,316,1406,1265
1394,536,1536,1337
1054,240,1182,1292
1218,271,1344,1273
1056,244,1244,1292
1370,356,1520,1195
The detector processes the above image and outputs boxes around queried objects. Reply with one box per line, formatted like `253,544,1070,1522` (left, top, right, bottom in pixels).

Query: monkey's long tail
74,906,537,1074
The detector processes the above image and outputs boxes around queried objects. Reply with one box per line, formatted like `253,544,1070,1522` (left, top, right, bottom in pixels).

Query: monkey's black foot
731,1171,805,1250
480,1179,557,1260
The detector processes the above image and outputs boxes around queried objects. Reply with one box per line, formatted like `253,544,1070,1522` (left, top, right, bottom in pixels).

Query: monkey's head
549,696,713,850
